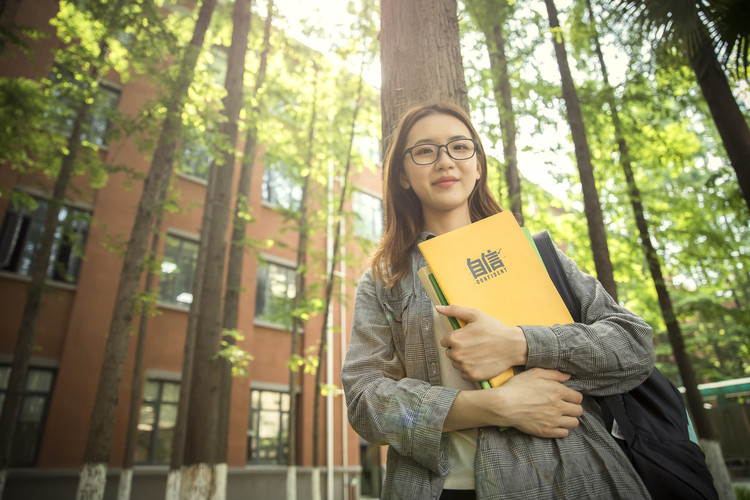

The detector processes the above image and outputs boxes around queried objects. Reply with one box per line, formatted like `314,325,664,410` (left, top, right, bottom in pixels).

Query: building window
177,126,212,181
354,134,381,165
135,379,179,464
0,197,90,283
352,191,383,241
261,159,302,211
47,71,120,147
255,260,296,329
0,365,56,467
159,234,198,306
247,388,290,465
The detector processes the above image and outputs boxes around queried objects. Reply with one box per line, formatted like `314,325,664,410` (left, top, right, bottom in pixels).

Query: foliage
216,329,255,377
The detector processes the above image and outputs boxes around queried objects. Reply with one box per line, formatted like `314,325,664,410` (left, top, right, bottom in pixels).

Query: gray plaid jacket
342,233,655,499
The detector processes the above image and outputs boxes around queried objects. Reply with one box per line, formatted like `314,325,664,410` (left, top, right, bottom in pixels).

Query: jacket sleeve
520,249,655,395
341,269,458,476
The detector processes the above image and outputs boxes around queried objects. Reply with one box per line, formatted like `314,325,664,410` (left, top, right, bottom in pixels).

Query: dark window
0,197,90,283
47,71,120,146
177,127,212,181
0,365,56,467
247,388,290,465
255,260,296,329
352,191,383,241
261,160,302,211
158,234,198,306
134,379,179,464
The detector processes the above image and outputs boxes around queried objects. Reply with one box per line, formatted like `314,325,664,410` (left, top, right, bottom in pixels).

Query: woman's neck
423,208,472,236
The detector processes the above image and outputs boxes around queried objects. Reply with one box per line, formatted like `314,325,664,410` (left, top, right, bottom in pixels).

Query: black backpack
532,231,718,500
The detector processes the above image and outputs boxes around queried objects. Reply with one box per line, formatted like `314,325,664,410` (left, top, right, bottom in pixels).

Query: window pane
353,191,383,241
261,159,302,211
0,197,90,283
247,389,290,465
0,366,9,389
0,366,55,467
25,370,53,392
135,403,155,463
255,261,296,328
159,235,199,305
154,404,177,464
161,382,180,403
143,380,159,402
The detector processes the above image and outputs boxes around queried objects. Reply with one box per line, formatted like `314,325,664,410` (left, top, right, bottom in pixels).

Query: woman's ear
399,173,411,190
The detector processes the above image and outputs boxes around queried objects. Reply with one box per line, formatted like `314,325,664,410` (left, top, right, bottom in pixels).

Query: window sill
0,271,78,291
253,318,298,333
156,301,191,313
175,171,209,186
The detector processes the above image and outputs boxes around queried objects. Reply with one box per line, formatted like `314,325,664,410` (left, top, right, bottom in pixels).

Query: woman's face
399,113,480,229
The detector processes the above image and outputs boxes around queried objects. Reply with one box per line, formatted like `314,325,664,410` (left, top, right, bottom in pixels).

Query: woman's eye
414,146,436,156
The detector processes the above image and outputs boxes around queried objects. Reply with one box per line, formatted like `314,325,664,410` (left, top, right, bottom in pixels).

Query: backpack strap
532,230,580,322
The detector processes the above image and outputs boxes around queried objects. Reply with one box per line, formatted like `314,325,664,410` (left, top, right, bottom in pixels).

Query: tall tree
311,43,373,500
464,0,524,224
75,1,218,498
286,61,319,500
0,0,126,497
585,1,735,496
615,0,750,213
117,212,163,500
543,0,618,301
216,0,274,468
379,0,468,144
181,0,252,497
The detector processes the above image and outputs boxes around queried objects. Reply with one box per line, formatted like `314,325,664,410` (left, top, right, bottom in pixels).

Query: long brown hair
372,102,502,287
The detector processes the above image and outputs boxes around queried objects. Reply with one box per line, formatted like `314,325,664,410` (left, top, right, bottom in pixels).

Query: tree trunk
181,0,251,498
287,63,319,500
217,0,274,465
117,211,163,500
586,2,735,497
379,0,468,145
0,1,121,494
543,0,617,302
311,52,367,500
0,93,90,500
689,36,750,214
465,0,522,224
76,2,217,499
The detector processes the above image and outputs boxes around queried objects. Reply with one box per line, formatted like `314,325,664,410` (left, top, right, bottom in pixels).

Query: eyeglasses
403,138,478,165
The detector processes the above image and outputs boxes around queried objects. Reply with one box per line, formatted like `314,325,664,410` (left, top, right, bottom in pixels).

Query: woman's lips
433,176,458,187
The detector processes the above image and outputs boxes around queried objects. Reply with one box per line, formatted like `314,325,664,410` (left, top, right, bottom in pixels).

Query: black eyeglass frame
403,138,478,166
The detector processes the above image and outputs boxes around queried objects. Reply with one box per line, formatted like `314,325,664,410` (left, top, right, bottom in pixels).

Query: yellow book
418,211,574,388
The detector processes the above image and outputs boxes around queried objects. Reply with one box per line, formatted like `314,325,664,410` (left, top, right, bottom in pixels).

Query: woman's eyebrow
412,134,469,145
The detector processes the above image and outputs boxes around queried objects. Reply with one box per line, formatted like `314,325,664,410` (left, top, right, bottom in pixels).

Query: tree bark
76,1,217,499
465,0,523,224
543,0,618,301
287,63,318,500
379,0,468,147
117,211,163,500
181,0,251,498
0,1,121,496
217,0,274,465
689,35,750,214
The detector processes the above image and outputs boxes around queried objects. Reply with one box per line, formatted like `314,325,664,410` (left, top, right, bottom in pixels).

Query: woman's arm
444,368,583,437
438,249,654,396
341,270,458,475
522,249,654,395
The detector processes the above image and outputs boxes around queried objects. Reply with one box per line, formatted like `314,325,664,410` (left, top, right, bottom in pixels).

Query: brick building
0,1,383,498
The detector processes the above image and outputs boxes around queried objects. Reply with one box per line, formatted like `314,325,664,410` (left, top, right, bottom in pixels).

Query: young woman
341,102,655,499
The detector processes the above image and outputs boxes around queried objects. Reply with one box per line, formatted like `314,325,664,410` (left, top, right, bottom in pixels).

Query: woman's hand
445,368,583,438
437,304,528,382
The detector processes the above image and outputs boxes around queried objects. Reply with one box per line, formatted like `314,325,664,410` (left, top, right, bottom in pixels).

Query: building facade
0,1,383,498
